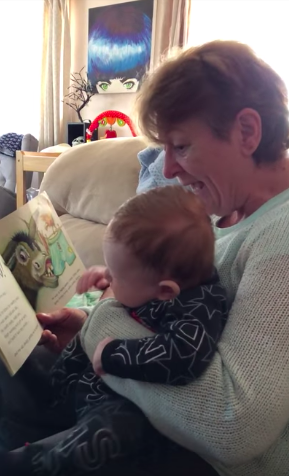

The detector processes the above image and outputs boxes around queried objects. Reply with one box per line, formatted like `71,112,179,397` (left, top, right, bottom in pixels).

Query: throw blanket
136,147,179,193
66,290,102,309
0,133,23,158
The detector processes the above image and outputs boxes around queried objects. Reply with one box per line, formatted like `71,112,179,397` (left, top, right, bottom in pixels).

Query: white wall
70,0,146,137
188,0,289,92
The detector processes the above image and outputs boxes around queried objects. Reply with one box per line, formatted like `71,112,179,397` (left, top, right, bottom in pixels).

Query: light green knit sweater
81,188,289,476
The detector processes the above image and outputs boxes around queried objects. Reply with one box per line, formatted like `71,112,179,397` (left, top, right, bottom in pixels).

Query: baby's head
103,186,215,308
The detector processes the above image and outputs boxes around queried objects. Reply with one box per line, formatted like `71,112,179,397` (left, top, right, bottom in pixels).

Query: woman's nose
163,149,179,179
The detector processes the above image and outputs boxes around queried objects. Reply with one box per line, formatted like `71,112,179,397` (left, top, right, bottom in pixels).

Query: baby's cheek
111,282,121,299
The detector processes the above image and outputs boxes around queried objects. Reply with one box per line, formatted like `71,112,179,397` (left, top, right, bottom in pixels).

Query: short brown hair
107,186,214,289
137,40,289,164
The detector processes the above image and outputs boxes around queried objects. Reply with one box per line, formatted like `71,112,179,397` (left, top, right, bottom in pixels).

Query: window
0,0,43,138
188,0,289,92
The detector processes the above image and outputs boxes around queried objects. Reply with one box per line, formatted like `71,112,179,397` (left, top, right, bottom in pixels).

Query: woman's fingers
39,330,61,353
37,308,67,326
37,313,54,326
39,329,57,345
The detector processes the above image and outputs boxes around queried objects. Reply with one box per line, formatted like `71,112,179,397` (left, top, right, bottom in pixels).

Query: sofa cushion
21,133,39,153
40,137,146,225
60,214,106,267
0,186,16,218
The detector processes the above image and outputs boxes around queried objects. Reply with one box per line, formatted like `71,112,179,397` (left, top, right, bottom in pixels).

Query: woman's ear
237,108,262,156
157,280,180,301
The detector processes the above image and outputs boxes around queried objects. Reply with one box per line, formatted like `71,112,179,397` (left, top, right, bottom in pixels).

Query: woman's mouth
191,181,204,194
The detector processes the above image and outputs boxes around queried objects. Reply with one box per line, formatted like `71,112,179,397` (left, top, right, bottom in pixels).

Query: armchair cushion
40,137,147,225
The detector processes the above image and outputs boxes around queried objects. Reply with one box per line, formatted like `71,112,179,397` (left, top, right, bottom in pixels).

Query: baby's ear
157,280,180,301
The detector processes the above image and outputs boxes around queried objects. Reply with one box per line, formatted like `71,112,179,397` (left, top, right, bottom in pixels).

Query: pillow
40,137,147,225
41,143,71,153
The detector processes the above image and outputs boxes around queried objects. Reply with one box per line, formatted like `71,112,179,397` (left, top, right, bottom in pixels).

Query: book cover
0,192,85,374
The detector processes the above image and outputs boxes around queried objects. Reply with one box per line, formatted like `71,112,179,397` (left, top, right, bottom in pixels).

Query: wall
70,0,154,138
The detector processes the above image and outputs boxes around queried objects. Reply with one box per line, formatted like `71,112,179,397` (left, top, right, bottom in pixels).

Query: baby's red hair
107,186,215,289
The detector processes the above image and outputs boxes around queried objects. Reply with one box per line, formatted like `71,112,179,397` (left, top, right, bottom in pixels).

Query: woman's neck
217,211,244,228
219,155,289,229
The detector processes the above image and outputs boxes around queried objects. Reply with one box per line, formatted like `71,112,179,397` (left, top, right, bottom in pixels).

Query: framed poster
88,0,154,94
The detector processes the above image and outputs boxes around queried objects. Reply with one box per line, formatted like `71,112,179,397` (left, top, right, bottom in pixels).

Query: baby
0,186,228,476
79,185,228,385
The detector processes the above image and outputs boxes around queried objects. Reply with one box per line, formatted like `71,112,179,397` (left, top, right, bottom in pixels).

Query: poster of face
88,0,154,94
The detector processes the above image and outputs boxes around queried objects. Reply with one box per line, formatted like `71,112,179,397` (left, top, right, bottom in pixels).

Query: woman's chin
196,193,217,216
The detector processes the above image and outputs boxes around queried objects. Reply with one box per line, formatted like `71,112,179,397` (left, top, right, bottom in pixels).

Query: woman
2,40,289,475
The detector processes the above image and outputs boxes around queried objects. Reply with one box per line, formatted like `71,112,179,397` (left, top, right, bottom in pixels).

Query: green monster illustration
2,212,58,310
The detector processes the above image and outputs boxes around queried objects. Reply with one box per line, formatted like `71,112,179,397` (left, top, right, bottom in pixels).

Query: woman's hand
76,265,109,294
37,307,87,353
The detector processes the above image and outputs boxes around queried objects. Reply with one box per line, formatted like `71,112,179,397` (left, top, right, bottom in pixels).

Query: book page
0,256,42,375
0,192,85,313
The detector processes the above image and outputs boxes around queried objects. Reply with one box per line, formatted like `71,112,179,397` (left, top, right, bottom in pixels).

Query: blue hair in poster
88,0,154,94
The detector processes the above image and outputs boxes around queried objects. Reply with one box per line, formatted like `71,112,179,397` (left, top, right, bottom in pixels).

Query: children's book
0,192,85,375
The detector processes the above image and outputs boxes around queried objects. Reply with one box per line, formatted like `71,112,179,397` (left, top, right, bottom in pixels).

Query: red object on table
86,110,137,142
104,130,117,139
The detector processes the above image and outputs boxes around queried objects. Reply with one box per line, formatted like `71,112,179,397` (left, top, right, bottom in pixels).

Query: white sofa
39,137,147,268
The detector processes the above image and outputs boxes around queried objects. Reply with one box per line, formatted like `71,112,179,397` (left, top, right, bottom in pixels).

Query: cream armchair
39,137,147,267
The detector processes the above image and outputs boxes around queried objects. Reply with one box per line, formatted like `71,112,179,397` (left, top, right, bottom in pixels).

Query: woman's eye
123,81,135,90
174,145,190,157
99,82,109,91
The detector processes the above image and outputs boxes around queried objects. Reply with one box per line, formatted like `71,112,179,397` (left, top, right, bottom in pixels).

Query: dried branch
63,67,96,122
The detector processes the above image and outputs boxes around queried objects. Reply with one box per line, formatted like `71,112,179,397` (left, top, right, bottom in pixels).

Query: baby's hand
93,337,114,375
77,266,109,294
99,286,115,300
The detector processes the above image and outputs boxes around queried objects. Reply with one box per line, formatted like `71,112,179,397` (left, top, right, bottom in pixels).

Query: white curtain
39,0,71,150
0,1,43,137
151,0,191,70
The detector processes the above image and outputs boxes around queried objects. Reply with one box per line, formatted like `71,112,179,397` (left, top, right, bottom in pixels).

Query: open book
0,192,85,375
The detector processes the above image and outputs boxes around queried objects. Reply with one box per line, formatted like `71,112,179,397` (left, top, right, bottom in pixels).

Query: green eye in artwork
99,82,109,91
123,81,135,90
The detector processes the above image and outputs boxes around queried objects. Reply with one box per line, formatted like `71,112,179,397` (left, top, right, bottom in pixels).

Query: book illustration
0,192,85,375
38,207,76,277
2,211,59,310
0,192,84,313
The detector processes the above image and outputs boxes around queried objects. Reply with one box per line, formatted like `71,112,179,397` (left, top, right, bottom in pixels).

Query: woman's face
162,118,248,217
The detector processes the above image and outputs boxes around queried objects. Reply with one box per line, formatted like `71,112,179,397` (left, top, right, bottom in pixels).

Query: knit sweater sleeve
80,226,289,466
